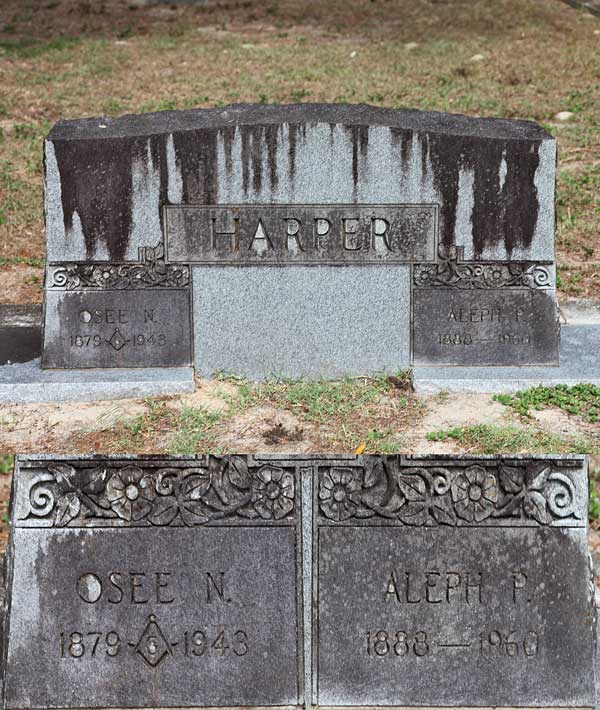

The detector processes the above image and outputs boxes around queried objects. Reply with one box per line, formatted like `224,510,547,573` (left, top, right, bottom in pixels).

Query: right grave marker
314,456,595,709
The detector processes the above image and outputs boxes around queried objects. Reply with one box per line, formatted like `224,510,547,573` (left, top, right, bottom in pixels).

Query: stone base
0,358,195,403
412,324,600,393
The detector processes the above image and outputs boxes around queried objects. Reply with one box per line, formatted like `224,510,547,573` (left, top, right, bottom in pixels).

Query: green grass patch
255,373,411,423
426,424,597,454
589,474,600,522
494,384,600,422
0,455,14,475
0,36,81,58
0,255,45,268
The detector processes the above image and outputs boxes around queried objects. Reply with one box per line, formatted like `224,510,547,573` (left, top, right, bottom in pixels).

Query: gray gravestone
42,104,559,376
4,455,593,710
314,455,595,709
3,456,303,709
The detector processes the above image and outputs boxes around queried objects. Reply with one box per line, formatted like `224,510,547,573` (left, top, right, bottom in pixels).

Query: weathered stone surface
193,265,411,378
412,323,600,393
43,288,192,368
45,104,555,263
4,456,302,709
3,455,597,710
42,104,559,373
315,455,595,709
0,305,41,365
165,204,437,264
413,288,559,366
0,358,195,403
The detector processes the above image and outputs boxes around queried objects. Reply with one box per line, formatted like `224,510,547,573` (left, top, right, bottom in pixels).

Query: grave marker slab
42,104,559,376
314,455,595,709
3,456,303,709
4,455,593,710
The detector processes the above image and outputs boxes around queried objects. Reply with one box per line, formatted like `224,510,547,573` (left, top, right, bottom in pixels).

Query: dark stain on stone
424,133,541,257
173,129,218,204
53,138,135,261
265,124,279,193
287,123,298,183
425,132,464,250
343,124,369,200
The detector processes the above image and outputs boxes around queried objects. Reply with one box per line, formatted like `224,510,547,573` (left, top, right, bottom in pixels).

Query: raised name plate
164,204,438,264
412,252,559,366
43,254,192,368
314,456,594,709
3,456,303,709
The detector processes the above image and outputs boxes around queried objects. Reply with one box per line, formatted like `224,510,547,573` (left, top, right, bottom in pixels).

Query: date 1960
365,630,539,658
436,333,532,346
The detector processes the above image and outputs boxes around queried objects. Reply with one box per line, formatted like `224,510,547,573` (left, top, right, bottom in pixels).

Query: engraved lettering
76,573,102,604
425,571,442,604
156,572,175,604
372,218,392,251
248,219,274,254
466,572,483,604
211,216,239,251
143,309,155,323
315,218,331,248
285,218,304,252
107,572,124,604
131,573,148,604
342,218,361,251
512,570,528,602
206,572,227,603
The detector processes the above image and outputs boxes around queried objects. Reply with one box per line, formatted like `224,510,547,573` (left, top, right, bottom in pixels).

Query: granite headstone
3,454,593,710
42,104,559,376
2,455,303,709
314,455,595,709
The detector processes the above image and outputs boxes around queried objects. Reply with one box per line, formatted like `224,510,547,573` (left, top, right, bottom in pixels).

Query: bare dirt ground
1,382,598,455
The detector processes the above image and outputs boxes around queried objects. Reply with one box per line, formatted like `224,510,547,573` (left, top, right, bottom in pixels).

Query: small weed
426,424,597,454
494,384,600,423
589,475,600,522
0,256,45,267
0,455,14,475
169,406,223,454
0,36,80,58
257,374,404,423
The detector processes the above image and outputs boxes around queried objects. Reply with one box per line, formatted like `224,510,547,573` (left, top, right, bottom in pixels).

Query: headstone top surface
47,103,553,142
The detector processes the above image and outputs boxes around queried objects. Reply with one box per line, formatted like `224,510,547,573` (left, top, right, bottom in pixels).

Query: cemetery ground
0,1,598,454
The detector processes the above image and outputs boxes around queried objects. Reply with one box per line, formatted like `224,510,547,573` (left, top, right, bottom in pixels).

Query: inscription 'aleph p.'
164,204,437,264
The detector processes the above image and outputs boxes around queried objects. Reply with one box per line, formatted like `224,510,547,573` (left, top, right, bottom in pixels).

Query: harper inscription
164,204,438,264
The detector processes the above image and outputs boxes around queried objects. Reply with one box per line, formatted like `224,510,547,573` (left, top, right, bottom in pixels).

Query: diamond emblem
134,615,172,668
107,328,128,351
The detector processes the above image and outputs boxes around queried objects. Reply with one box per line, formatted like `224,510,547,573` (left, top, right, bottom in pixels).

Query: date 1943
60,628,249,660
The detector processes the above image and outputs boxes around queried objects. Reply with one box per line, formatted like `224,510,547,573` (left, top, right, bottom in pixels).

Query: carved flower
252,465,295,520
319,468,362,521
106,466,155,521
485,265,511,286
451,465,498,523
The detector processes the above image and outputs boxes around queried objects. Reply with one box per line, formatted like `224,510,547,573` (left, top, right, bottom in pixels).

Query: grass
494,384,600,422
0,455,14,475
0,0,598,300
77,373,420,454
590,473,600,522
425,424,598,454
